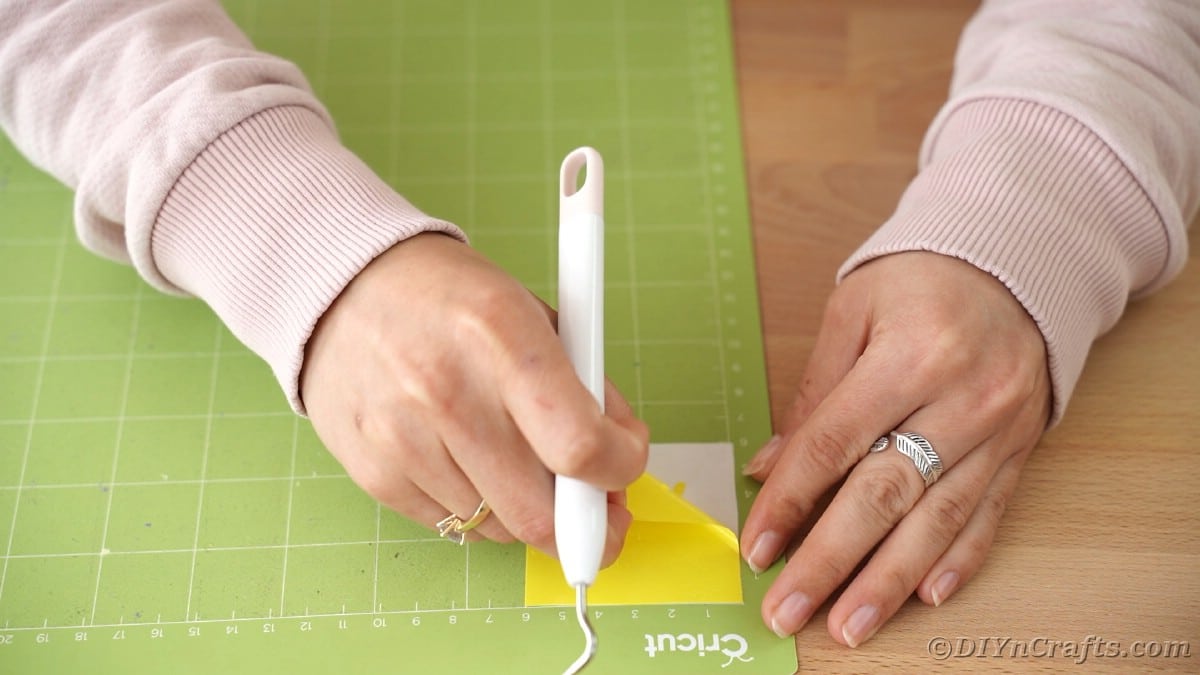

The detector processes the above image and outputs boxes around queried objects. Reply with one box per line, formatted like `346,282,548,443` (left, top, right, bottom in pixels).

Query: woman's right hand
300,232,649,564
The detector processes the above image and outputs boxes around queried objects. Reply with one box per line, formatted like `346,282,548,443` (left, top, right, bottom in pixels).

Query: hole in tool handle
560,147,604,224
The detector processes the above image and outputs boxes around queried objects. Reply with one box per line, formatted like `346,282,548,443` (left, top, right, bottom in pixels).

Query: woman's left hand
740,251,1052,647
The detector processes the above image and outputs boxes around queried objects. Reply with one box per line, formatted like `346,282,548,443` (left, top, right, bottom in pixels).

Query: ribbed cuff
152,106,466,413
839,99,1168,427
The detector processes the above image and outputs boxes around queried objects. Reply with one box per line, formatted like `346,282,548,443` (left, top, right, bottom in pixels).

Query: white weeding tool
555,147,606,675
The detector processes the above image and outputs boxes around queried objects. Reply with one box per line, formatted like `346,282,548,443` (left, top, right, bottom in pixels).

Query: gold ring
436,500,491,545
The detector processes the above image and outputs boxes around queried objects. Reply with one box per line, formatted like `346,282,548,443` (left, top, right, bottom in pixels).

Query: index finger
494,295,648,490
740,345,926,572
745,297,870,480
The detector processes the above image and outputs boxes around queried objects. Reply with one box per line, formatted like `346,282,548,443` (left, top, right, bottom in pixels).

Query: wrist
152,106,466,413
839,99,1165,426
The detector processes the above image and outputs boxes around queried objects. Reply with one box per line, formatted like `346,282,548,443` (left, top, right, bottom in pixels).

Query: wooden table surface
730,1,1200,672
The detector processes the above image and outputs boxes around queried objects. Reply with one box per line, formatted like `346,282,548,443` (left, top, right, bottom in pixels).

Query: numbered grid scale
0,1,796,672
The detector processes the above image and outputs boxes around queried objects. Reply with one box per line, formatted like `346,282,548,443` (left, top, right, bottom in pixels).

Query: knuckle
554,421,606,477
982,363,1042,416
350,462,403,509
802,427,858,477
509,511,555,550
335,421,418,510
627,417,651,449
454,284,529,349
354,413,407,460
972,383,1018,426
395,353,461,418
911,327,973,383
805,545,854,588
961,362,1049,433
955,490,1009,562
765,486,816,527
918,300,967,336
925,489,976,539
855,468,918,525
786,385,822,428
961,527,996,562
877,562,916,595
976,488,1009,531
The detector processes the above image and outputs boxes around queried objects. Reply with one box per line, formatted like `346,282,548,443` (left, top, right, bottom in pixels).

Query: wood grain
730,1,1200,672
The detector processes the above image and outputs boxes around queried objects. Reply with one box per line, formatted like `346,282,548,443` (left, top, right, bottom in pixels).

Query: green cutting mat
0,1,796,672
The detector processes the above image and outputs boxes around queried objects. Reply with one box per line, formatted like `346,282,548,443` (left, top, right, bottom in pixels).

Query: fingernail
743,434,782,476
746,530,783,574
842,604,880,648
931,571,959,607
770,592,813,638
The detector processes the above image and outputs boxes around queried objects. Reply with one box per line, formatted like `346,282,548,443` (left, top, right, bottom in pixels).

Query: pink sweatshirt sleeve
839,0,1200,425
0,1,465,411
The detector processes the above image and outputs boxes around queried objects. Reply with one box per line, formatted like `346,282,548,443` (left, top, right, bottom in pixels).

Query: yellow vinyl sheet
525,474,743,606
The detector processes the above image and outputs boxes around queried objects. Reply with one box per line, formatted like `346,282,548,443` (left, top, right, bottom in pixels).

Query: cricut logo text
642,632,755,668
